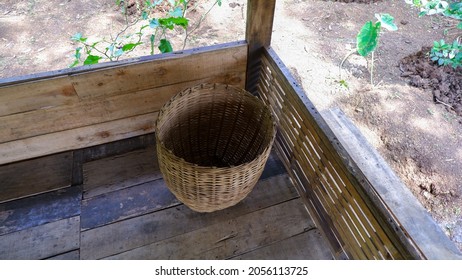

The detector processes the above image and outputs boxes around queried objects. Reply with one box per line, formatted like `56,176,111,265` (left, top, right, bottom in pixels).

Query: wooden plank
0,152,72,202
70,42,247,99
259,150,287,180
322,108,462,260
46,250,80,260
0,76,78,117
0,112,158,165
0,216,80,260
260,47,413,259
0,79,230,144
82,149,288,229
245,0,276,93
231,229,333,260
80,174,299,259
81,179,179,230
82,133,155,162
0,41,247,86
0,186,81,236
83,146,161,198
104,198,315,260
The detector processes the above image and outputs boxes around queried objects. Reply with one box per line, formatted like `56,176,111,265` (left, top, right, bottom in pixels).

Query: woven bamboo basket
155,83,276,212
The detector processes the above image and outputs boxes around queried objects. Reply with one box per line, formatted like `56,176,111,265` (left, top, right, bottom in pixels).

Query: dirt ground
1,0,461,253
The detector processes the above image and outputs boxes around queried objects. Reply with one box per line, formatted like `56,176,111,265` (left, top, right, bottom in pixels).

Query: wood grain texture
80,174,298,259
231,229,333,260
0,152,72,202
82,133,155,162
105,198,315,260
46,250,80,260
81,179,179,230
83,146,161,198
0,186,81,235
70,42,247,99
0,42,247,166
0,81,211,143
245,0,276,93
322,108,462,260
0,76,78,117
258,47,417,259
0,112,158,165
0,216,80,260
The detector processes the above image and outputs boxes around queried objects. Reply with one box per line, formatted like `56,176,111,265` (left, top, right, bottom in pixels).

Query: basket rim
155,83,277,170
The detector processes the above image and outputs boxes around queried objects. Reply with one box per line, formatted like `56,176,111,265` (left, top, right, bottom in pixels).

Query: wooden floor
0,146,332,260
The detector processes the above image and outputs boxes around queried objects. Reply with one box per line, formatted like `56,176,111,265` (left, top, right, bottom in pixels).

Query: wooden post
245,0,276,94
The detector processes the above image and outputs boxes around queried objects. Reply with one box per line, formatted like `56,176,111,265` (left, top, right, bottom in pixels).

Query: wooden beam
0,186,81,236
82,146,162,199
104,199,315,260
0,152,73,202
0,42,247,165
0,112,158,165
322,108,462,260
245,0,276,93
80,174,298,259
0,216,80,260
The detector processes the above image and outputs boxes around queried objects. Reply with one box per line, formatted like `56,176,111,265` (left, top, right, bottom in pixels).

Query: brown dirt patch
400,47,462,116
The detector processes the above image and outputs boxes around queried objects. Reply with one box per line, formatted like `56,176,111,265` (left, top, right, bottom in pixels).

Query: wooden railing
256,46,462,260
0,42,247,165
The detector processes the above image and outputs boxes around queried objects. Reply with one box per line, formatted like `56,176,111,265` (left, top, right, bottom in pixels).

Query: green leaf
356,21,381,57
122,42,142,52
142,11,148,20
217,0,222,6
418,11,428,17
169,7,183,17
114,49,124,57
150,18,160,28
69,60,80,68
83,55,101,65
159,16,189,29
150,34,155,55
375,13,398,31
74,47,82,60
158,39,173,53
71,33,87,42
457,22,462,29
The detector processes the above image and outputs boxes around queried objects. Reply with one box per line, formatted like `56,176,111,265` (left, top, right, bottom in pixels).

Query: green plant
340,13,398,85
70,0,222,67
406,1,462,67
430,38,462,67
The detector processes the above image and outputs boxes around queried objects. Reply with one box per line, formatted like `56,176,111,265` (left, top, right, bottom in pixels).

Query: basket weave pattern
156,83,276,212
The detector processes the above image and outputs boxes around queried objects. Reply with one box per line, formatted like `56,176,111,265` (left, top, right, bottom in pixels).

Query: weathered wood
231,229,333,260
258,47,413,259
46,250,80,260
260,150,287,180
245,0,276,93
0,42,247,166
104,198,315,260
0,216,80,260
82,133,155,162
81,179,179,230
0,186,81,236
80,174,298,259
0,80,222,144
70,42,247,99
322,108,462,260
0,152,72,202
0,112,158,165
83,146,161,198
0,76,78,117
